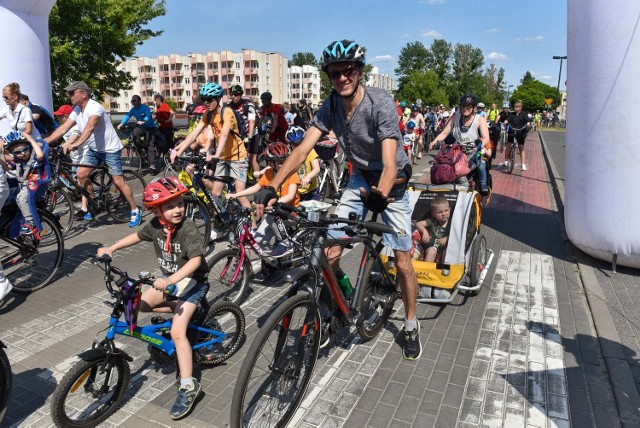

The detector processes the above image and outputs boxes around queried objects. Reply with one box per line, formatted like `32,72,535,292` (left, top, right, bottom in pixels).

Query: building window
235,62,240,69
125,103,129,109
124,91,128,98
185,77,190,84
186,90,190,97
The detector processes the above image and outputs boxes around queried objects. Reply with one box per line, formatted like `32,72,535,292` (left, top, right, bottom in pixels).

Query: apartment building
367,66,396,94
107,49,289,111
288,65,321,106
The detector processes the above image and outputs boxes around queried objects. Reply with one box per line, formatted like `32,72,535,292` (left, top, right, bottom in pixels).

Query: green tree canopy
397,70,448,108
429,39,452,82
394,41,432,92
49,0,166,106
511,72,558,111
291,52,318,67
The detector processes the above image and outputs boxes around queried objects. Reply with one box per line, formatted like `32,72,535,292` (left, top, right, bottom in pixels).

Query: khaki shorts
214,159,248,183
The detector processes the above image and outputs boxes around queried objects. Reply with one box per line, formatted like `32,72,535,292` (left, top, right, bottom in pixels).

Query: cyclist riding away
44,81,142,227
96,176,209,420
253,39,422,360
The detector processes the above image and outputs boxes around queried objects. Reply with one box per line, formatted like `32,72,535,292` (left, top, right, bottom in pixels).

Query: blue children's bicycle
49,255,245,427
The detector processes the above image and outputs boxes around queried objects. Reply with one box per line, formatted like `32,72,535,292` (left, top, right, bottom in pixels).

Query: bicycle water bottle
212,195,229,222
336,270,353,297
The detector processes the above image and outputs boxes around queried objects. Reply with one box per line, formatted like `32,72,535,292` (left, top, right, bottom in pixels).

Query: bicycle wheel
50,355,130,427
43,186,75,236
121,144,142,173
468,234,487,296
194,301,245,366
231,292,321,428
6,210,64,293
184,195,211,253
356,256,397,341
0,344,11,425
507,142,516,174
206,248,251,306
106,170,147,223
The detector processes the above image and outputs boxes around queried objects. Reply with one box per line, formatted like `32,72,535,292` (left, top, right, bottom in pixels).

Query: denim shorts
331,170,412,252
178,281,209,305
81,148,123,176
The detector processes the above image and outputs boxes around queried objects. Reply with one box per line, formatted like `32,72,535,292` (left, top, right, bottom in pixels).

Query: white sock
404,317,417,331
179,377,193,390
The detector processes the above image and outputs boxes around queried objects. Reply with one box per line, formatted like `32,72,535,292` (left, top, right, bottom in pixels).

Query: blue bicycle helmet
3,131,28,150
285,126,306,145
407,120,416,130
199,83,223,98
320,40,366,71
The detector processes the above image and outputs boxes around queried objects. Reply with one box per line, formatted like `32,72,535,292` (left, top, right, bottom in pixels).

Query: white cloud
420,29,442,38
515,35,545,42
373,55,393,62
539,75,552,80
484,28,500,33
486,52,509,61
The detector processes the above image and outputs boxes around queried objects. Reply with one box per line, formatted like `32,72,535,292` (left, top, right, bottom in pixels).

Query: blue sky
136,0,568,92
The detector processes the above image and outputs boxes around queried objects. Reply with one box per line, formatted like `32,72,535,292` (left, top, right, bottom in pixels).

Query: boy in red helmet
97,176,209,420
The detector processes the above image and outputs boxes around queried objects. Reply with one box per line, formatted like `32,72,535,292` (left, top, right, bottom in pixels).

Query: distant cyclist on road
502,100,531,171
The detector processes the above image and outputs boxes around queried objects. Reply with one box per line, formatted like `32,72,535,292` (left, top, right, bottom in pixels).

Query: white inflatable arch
566,0,640,268
0,0,57,135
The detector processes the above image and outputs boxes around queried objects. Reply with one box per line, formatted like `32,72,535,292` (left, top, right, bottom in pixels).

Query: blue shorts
331,170,412,252
178,281,209,305
81,148,123,176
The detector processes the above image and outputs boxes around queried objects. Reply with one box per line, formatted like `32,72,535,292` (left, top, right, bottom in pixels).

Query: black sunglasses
201,96,218,103
327,66,359,80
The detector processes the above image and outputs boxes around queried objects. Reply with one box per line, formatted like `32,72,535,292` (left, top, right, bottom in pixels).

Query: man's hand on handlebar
360,186,394,214
254,186,278,217
96,247,113,258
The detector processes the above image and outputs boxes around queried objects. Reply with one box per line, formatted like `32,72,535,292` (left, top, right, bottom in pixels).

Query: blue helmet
407,120,416,130
199,83,223,98
285,126,306,145
3,131,28,149
320,40,366,71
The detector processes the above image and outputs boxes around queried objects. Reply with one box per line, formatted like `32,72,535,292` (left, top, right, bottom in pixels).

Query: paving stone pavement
0,133,635,427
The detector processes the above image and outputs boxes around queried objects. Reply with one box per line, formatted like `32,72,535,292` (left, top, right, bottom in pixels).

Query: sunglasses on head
326,66,359,80
200,96,218,103
11,147,30,155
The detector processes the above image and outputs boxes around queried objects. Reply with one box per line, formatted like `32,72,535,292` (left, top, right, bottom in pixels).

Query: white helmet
477,102,485,108
442,111,450,118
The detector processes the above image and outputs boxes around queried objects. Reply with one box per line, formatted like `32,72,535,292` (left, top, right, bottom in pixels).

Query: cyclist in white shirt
0,82,42,139
44,81,142,227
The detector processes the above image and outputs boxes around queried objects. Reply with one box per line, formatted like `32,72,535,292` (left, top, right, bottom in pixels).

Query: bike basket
315,139,339,162
121,280,142,332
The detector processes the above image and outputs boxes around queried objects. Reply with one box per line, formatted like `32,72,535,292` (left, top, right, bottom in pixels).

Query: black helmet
260,91,272,101
459,93,479,107
299,98,307,105
320,39,366,71
230,84,243,95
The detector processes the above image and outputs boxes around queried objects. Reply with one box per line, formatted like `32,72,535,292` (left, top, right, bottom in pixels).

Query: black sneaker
402,322,422,360
170,378,201,420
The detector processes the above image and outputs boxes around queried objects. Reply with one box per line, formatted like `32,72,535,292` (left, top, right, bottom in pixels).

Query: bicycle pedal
151,316,167,324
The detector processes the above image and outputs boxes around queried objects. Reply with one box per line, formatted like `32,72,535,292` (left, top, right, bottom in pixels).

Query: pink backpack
430,143,470,184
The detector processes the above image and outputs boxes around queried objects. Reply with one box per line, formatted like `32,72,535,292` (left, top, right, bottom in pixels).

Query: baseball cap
64,81,91,93
54,104,74,115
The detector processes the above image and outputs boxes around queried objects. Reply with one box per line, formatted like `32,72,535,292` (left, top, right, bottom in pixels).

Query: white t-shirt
69,99,122,153
0,103,42,139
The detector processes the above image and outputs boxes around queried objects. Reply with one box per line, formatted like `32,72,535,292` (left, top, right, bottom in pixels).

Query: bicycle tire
44,186,75,236
468,234,487,296
356,256,397,341
106,170,147,223
231,292,320,428
194,301,245,366
0,345,11,425
507,142,516,174
50,355,130,427
206,248,251,306
7,210,64,294
183,195,211,253
121,144,143,173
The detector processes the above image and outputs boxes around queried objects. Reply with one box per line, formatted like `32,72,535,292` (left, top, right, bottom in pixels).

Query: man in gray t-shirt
253,39,422,361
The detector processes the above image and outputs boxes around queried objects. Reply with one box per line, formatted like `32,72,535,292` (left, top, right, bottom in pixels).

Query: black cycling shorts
246,135,261,155
507,133,527,145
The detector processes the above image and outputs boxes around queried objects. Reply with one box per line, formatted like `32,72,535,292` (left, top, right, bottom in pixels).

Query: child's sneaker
170,378,201,420
129,209,142,228
521,164,527,171
19,224,34,235
83,211,94,221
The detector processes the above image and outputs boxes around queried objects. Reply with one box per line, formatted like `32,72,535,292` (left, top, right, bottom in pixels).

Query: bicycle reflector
122,280,142,332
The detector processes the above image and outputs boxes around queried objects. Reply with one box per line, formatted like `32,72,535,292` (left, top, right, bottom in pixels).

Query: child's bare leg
139,287,174,313
425,246,438,263
171,301,198,380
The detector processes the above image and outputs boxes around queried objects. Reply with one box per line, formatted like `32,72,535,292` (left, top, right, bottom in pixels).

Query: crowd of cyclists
0,37,545,423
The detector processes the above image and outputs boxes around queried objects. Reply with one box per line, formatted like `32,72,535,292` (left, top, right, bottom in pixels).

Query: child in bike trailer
285,126,321,201
227,141,300,257
0,138,12,300
96,177,209,420
2,131,48,235
413,196,451,262
403,120,417,162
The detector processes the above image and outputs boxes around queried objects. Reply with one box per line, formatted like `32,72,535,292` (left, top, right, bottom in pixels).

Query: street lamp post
552,55,567,107
506,84,514,107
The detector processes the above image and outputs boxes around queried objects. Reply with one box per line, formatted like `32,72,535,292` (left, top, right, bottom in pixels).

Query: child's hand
153,277,171,291
96,247,113,258
420,231,430,244
301,175,311,187
227,193,236,199
438,236,448,246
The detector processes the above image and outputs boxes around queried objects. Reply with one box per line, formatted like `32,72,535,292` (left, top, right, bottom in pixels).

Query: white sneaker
521,164,527,171
209,229,219,241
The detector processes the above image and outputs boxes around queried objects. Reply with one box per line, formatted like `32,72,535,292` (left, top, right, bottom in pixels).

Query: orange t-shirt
200,107,247,161
258,168,301,207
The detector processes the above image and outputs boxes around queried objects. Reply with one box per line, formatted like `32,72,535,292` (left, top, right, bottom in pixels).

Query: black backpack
207,105,248,140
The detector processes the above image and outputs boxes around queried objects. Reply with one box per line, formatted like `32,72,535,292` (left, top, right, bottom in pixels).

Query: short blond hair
514,100,523,108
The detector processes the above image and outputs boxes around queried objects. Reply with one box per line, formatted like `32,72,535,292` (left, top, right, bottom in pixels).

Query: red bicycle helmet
143,177,188,209
264,141,291,162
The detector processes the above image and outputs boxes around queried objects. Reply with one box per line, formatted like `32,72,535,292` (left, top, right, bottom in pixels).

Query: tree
510,73,558,111
165,98,178,111
397,70,448,108
49,0,166,106
291,52,318,67
394,42,432,91
429,39,452,82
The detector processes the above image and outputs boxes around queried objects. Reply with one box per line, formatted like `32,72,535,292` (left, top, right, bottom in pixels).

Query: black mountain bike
231,204,398,427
